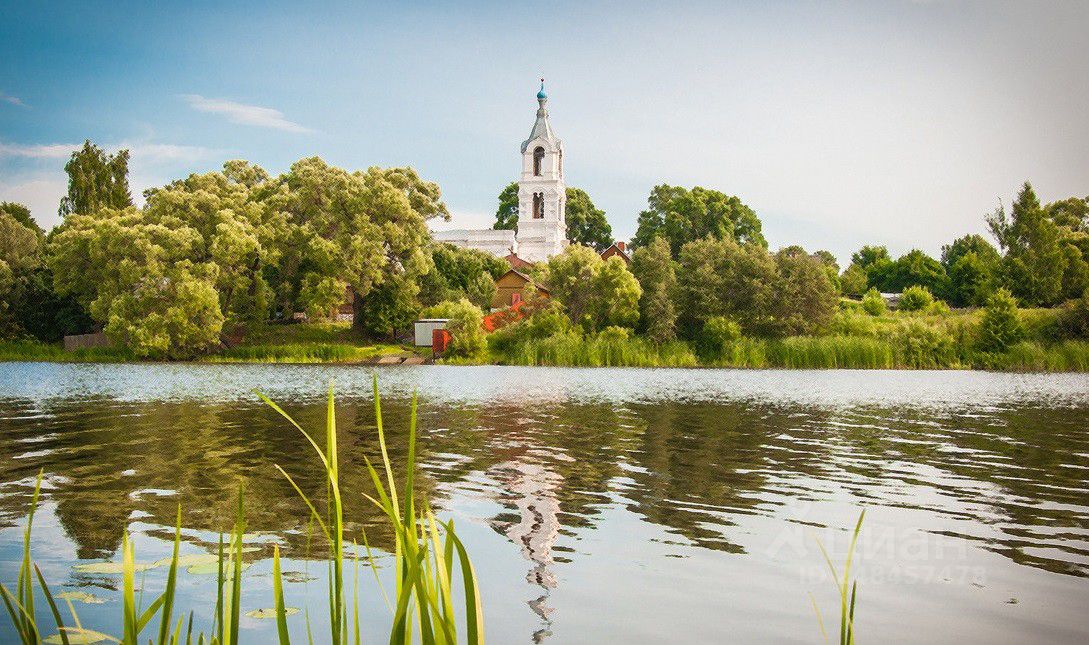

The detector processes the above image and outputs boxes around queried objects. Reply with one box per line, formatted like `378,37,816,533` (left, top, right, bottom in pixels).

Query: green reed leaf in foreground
5,379,486,645
813,509,865,645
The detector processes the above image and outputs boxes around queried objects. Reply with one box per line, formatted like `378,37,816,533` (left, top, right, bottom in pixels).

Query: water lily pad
280,570,316,584
44,628,114,644
151,553,219,569
245,607,300,619
73,561,153,575
187,561,251,575
55,590,108,604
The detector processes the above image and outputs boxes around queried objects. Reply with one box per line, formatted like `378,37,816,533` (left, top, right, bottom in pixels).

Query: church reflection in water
488,453,566,642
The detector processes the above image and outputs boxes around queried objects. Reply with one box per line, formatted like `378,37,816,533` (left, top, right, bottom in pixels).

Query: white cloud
0,143,76,158
0,91,26,107
182,94,313,133
0,141,221,164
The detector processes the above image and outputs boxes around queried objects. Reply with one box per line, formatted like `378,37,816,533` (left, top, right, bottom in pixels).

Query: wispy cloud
0,141,222,164
0,143,75,158
0,91,26,107
182,94,312,133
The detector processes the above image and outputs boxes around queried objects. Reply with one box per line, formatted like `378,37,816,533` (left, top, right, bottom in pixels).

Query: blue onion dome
537,79,547,100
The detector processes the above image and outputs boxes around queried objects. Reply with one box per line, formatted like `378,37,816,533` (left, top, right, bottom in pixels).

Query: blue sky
2,1,1088,264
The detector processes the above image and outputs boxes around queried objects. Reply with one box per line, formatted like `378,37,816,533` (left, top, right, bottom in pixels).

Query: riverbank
4,312,1089,371
0,322,427,365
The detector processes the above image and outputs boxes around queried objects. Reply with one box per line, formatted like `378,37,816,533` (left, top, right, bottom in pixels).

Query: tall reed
2,377,483,644
812,510,865,645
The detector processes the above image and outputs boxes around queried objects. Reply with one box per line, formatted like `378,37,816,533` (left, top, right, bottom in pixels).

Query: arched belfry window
533,147,545,176
533,192,544,219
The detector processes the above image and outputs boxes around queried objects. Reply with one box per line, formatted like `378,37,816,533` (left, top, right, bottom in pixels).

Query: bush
927,299,951,315
699,316,742,358
898,285,934,312
890,319,958,368
422,298,486,360
1056,289,1089,339
829,309,878,337
976,287,1023,353
861,288,886,316
598,325,631,342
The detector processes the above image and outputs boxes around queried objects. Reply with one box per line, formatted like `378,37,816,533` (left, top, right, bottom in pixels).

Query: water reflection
1,365,1089,642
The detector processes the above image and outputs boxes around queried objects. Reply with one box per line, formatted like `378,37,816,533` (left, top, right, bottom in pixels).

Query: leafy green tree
632,185,765,257
941,235,1000,306
1056,288,1089,340
564,188,613,251
104,262,224,359
494,183,613,251
946,252,992,307
423,298,487,360
631,236,677,343
942,234,1001,268
0,202,42,234
888,249,948,296
862,288,886,316
267,159,447,337
143,164,275,324
1045,196,1089,232
58,141,133,217
813,250,841,293
0,210,44,336
840,263,869,297
676,236,778,337
538,245,641,332
420,243,507,310
771,246,838,335
47,160,278,354
848,245,894,291
1044,196,1089,300
494,182,519,230
48,206,220,356
898,285,934,312
976,287,1023,353
987,182,1066,306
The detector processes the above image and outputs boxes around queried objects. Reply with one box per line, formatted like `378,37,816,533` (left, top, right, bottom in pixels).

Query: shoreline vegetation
4,309,1089,371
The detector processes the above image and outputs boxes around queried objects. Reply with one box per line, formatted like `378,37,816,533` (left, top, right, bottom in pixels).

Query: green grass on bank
5,313,1089,371
0,339,139,363
0,323,421,364
489,333,1089,371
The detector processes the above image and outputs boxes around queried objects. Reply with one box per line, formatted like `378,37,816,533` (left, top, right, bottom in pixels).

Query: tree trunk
351,288,365,333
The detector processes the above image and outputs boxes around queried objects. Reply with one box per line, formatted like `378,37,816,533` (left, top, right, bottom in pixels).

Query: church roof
521,81,560,153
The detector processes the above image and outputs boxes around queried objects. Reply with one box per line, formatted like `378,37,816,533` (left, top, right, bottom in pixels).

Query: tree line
2,140,1087,361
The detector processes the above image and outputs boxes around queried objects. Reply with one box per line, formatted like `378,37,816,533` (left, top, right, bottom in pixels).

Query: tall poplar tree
58,141,133,217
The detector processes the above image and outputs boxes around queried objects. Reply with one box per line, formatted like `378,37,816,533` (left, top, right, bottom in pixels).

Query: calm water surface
1,363,1088,643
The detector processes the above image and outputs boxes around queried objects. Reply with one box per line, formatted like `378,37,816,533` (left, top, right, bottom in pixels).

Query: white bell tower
515,79,568,262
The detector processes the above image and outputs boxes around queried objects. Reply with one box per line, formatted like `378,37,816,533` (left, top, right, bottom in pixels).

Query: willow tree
267,158,448,337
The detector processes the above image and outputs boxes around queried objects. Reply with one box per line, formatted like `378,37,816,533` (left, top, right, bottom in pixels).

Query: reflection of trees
1,384,1087,591
0,397,443,559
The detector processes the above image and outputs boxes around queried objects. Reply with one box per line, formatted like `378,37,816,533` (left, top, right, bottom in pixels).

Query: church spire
522,78,558,153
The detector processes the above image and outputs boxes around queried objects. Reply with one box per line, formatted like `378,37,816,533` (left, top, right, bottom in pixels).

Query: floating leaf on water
44,628,114,644
187,561,251,575
280,570,316,584
151,552,219,569
245,607,300,619
73,561,153,574
55,590,108,604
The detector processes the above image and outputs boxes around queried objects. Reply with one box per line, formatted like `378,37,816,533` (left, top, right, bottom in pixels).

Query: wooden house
492,269,550,310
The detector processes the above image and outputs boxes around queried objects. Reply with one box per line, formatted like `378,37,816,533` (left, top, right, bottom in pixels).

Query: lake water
1,363,1088,643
